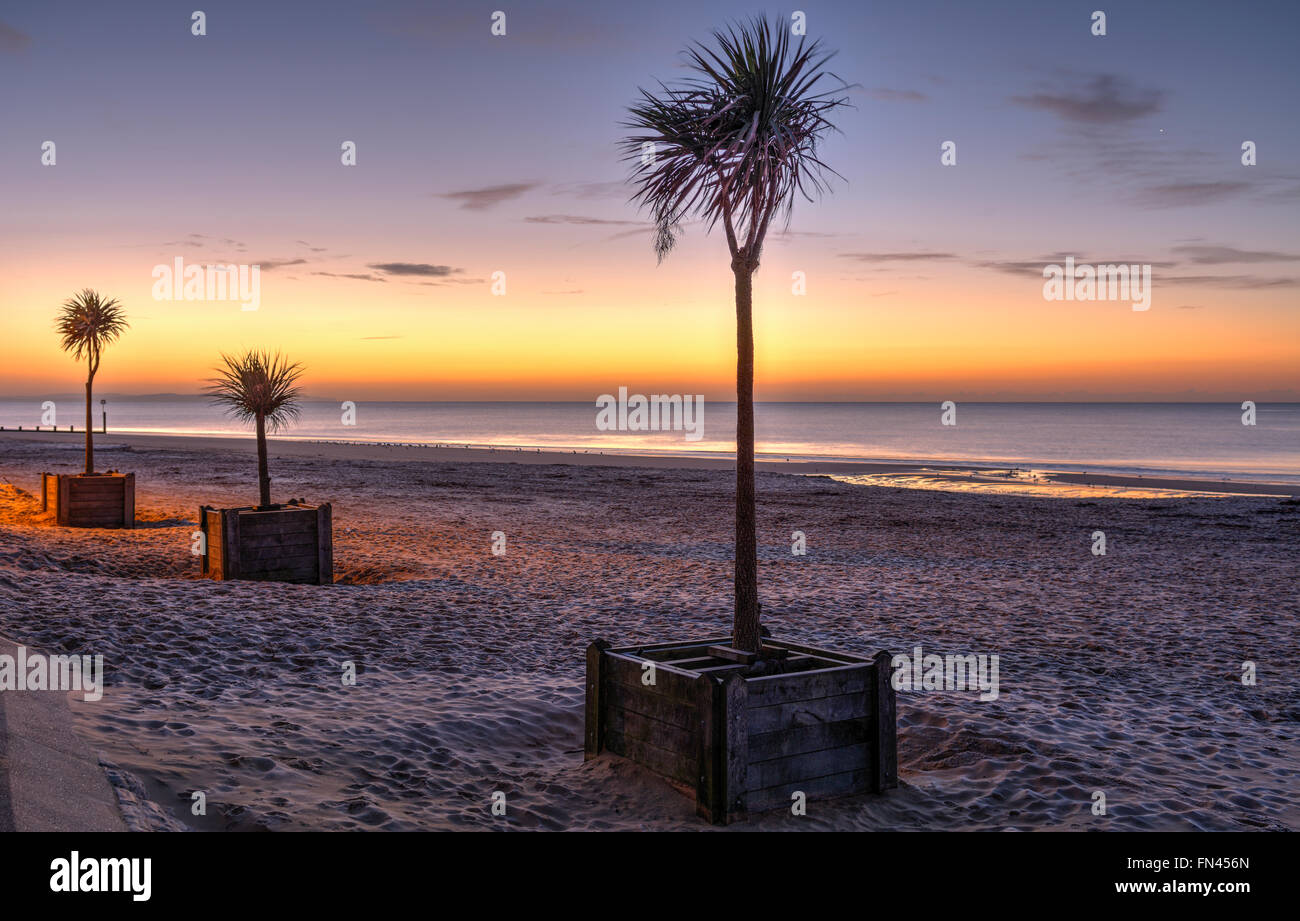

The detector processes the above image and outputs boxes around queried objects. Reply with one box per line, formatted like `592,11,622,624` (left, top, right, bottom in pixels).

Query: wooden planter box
585,636,897,824
41,472,134,528
199,504,333,584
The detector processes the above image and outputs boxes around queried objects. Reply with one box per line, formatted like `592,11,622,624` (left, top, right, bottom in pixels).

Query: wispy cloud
313,271,387,282
1163,274,1297,289
367,263,462,277
1171,245,1300,264
1135,182,1250,209
551,180,628,200
857,87,928,103
0,21,30,52
973,252,1176,277
436,182,540,210
524,214,642,226
1011,74,1162,124
838,251,956,262
258,258,308,270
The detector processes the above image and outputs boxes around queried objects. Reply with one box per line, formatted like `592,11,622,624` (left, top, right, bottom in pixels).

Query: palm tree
55,289,129,475
205,350,304,508
623,18,849,654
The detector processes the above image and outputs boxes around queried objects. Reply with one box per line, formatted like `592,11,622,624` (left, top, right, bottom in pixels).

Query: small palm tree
623,18,849,654
55,289,129,475
205,350,304,508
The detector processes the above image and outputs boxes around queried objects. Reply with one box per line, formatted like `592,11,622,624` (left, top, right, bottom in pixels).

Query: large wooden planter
585,636,897,824
41,472,134,528
199,503,333,584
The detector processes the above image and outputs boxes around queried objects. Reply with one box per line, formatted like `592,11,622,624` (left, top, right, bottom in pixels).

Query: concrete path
0,635,127,831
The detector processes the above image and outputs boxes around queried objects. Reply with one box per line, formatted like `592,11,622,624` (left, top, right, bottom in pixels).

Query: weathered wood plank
68,513,124,524
57,476,70,525
747,718,870,763
67,480,126,494
316,503,333,585
630,644,716,663
239,556,320,575
747,768,869,813
122,473,134,529
695,674,719,822
605,704,694,752
239,568,319,583
745,664,870,707
720,672,748,822
603,729,697,786
584,641,608,758
67,495,126,507
609,637,731,660
761,638,870,664
603,652,700,697
747,744,869,791
603,680,697,731
692,662,750,676
222,509,241,579
871,650,899,792
237,515,320,537
234,534,320,553
747,692,868,735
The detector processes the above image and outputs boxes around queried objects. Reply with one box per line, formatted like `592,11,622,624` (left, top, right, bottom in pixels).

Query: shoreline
3,429,1295,498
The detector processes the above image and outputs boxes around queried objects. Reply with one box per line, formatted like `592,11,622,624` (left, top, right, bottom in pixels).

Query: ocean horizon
3,399,1296,485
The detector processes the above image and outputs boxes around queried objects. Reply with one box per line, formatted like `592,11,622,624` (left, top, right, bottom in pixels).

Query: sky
1,0,1297,401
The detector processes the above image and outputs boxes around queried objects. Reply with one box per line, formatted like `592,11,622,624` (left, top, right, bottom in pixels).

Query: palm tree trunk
733,264,761,652
256,412,271,507
83,377,94,475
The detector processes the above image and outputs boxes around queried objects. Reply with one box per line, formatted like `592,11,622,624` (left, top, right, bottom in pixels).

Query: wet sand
0,432,1297,830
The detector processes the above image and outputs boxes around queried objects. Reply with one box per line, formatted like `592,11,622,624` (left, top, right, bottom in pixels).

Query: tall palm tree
623,18,849,654
55,289,129,475
205,350,304,508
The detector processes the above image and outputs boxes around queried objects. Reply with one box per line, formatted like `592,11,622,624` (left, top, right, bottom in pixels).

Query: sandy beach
0,430,1296,831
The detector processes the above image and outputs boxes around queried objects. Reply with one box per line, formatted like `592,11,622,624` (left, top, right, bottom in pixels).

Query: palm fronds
621,16,851,264
55,289,129,367
205,350,304,433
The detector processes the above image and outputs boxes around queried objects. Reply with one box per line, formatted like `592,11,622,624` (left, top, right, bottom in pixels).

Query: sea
2,399,1296,485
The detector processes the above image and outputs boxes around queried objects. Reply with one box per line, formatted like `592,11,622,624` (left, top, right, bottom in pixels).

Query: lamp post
100,399,107,434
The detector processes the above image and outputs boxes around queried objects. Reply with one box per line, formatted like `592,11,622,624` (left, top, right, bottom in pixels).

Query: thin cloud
551,180,628,200
858,87,928,103
313,271,387,282
524,214,642,226
1171,245,1300,264
975,253,1176,275
1136,182,1250,208
258,258,308,270
368,263,462,277
1011,74,1162,124
0,22,30,52
1163,274,1297,289
436,182,540,210
838,252,956,262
